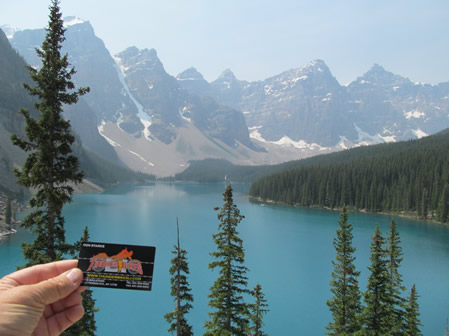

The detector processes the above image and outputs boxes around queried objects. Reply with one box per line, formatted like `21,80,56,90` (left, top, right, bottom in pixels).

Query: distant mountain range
2,18,449,177
177,61,449,148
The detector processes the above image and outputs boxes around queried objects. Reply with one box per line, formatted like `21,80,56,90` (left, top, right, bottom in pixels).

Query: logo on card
87,247,143,275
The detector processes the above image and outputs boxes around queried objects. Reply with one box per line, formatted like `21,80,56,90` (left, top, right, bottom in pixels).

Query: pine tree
386,220,406,334
437,184,449,223
403,284,422,336
63,226,98,336
362,226,391,335
11,0,89,266
164,219,194,336
204,184,250,336
326,207,362,335
249,284,269,336
5,197,12,228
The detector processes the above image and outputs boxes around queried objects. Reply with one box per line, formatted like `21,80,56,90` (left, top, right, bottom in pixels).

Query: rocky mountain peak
115,47,164,73
355,63,411,88
218,68,237,81
273,59,336,88
305,59,329,73
177,67,205,81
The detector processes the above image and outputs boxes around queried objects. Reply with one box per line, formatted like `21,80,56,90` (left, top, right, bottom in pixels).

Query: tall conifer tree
204,184,250,336
249,284,269,336
5,197,12,229
386,220,406,334
362,226,391,335
403,284,422,336
165,219,194,336
11,0,89,266
437,184,449,223
326,207,362,335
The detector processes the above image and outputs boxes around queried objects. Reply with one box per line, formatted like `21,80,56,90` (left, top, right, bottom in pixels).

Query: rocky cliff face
178,61,449,148
347,64,449,142
115,46,255,149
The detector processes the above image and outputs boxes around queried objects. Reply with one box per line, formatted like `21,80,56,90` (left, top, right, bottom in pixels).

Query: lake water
1,182,448,335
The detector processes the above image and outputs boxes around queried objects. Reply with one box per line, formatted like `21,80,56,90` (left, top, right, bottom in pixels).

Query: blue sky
2,0,448,85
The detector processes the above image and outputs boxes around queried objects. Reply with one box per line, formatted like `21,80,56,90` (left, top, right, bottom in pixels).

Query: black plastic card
78,242,156,291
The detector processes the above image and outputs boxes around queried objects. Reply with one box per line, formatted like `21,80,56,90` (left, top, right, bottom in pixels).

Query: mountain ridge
5,20,449,177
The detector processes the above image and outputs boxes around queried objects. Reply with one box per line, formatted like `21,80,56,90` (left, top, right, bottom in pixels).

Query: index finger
0,260,79,287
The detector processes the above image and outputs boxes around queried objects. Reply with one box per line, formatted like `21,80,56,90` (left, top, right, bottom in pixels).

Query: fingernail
66,268,82,285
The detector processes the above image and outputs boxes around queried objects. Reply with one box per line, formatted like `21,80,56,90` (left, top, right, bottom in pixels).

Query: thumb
31,268,83,305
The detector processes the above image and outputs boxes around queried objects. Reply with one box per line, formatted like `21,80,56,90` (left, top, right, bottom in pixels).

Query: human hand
0,260,85,336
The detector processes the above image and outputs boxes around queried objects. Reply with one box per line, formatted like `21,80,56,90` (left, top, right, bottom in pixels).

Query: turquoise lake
1,182,448,335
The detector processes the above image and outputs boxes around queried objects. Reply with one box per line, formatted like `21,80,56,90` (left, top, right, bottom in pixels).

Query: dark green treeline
249,129,449,222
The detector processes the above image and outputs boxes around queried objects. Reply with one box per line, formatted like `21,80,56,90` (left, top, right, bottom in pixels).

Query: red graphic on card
87,248,143,275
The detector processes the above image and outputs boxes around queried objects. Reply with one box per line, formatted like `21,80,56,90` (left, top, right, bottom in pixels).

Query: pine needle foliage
204,184,250,336
5,197,12,228
361,226,391,335
10,0,89,266
165,219,194,336
386,221,406,334
248,284,269,336
403,284,422,336
326,207,362,335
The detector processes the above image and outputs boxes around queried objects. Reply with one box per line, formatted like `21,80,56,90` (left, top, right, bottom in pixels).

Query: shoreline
247,195,446,226
0,178,104,238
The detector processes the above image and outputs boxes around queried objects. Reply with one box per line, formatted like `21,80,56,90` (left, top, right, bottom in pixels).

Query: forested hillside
249,129,449,222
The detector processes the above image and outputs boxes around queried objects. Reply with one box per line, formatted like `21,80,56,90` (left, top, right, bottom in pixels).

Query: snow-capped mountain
347,64,449,142
114,46,258,150
5,18,449,176
7,20,277,176
178,61,449,148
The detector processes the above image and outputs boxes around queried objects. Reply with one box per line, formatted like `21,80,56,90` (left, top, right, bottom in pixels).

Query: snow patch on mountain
248,126,265,142
140,119,152,141
405,109,425,119
98,122,121,147
179,107,192,123
412,129,428,139
337,136,352,149
63,17,85,27
249,126,326,150
378,134,396,143
264,85,272,95
359,80,371,85
308,60,325,72
113,56,152,141
273,136,326,150
127,150,155,166
354,125,385,143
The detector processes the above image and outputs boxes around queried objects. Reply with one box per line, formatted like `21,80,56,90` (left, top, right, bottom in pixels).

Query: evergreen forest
249,129,449,223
